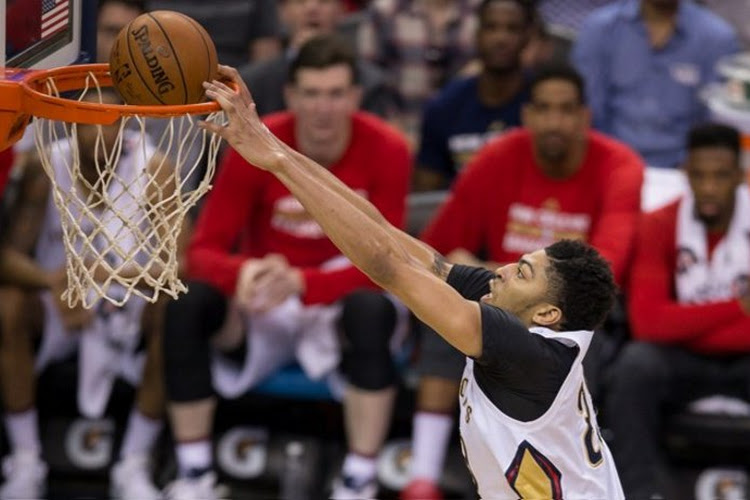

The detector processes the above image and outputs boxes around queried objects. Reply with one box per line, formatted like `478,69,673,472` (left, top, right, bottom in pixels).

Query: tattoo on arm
432,253,451,280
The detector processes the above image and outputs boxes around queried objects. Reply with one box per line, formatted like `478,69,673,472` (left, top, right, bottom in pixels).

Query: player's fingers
197,119,225,136
214,67,255,107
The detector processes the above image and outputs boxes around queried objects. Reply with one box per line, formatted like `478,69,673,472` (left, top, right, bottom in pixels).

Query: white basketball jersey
458,328,624,500
35,130,153,275
34,131,152,418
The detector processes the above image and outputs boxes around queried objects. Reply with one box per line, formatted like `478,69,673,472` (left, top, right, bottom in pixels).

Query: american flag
41,0,70,39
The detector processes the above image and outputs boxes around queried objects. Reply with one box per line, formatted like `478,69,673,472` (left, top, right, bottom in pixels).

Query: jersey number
577,383,604,467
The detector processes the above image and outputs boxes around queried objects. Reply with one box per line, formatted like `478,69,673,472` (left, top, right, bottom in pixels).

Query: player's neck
641,1,679,24
295,127,351,168
641,1,678,47
477,68,524,107
704,209,734,235
536,143,586,179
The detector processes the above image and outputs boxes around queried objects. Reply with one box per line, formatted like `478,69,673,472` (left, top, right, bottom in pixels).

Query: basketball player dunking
202,66,625,499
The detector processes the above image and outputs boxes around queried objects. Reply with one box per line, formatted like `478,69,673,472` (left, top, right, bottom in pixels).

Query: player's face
96,2,142,63
286,65,362,146
281,0,343,44
685,146,743,229
523,79,589,165
476,1,530,73
481,249,561,327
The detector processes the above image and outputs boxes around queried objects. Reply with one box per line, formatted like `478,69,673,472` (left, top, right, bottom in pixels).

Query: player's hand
49,268,93,331
199,65,289,172
248,266,304,314
236,255,291,313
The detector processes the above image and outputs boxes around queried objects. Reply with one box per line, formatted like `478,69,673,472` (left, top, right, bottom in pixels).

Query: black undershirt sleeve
446,265,578,422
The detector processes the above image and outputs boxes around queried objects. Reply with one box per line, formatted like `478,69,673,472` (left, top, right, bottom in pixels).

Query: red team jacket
421,129,644,286
187,111,411,305
628,200,750,352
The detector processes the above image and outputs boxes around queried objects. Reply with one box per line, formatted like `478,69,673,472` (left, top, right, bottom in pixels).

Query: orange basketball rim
0,63,226,151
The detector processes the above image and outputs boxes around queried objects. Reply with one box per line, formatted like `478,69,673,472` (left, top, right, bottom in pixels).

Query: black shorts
415,322,466,380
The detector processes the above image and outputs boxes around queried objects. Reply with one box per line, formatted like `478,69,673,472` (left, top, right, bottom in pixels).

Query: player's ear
531,303,562,328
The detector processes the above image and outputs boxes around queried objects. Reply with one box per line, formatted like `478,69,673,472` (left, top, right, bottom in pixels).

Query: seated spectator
605,123,750,500
240,0,396,119
96,0,144,63
146,0,282,65
357,0,479,144
572,0,740,168
0,91,171,500
403,64,644,500
413,0,533,192
160,36,411,500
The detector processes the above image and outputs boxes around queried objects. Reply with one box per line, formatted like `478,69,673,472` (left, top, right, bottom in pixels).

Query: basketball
109,10,218,106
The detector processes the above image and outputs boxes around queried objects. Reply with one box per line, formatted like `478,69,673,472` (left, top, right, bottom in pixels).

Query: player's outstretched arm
200,66,483,357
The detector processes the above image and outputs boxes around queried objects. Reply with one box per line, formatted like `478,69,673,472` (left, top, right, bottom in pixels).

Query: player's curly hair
544,239,616,331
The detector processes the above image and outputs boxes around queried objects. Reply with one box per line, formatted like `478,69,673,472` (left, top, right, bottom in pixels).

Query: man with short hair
413,0,533,192
607,123,750,499
0,90,171,500
406,63,643,499
96,0,145,63
239,0,395,118
200,63,626,499
161,35,411,500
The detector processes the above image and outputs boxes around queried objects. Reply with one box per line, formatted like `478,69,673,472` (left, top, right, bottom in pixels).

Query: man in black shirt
200,66,624,498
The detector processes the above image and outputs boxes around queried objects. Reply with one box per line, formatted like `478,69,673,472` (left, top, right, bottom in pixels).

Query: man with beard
403,63,643,500
412,0,534,192
607,123,750,499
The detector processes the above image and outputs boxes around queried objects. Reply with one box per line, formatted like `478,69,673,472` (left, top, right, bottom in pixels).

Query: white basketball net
32,72,226,308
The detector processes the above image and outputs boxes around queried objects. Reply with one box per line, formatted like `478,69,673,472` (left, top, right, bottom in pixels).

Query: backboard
1,0,96,69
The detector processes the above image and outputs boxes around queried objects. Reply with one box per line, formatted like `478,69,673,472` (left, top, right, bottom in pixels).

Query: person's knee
340,290,397,391
415,324,465,381
608,341,669,389
0,288,34,347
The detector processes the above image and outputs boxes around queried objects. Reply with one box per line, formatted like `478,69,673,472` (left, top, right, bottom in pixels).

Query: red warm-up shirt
188,112,411,305
628,200,750,353
421,129,643,285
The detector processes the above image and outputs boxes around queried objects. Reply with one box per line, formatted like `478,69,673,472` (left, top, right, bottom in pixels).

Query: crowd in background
1,0,750,499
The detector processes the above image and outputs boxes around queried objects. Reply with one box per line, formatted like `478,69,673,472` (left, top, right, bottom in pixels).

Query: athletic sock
119,409,163,459
4,408,41,455
176,440,213,478
341,452,377,485
410,412,453,482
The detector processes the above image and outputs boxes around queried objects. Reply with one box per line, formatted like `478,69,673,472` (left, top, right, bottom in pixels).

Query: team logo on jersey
64,418,115,470
676,246,699,275
505,440,563,500
216,426,268,479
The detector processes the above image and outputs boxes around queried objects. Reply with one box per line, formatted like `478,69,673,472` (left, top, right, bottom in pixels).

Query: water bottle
280,440,307,500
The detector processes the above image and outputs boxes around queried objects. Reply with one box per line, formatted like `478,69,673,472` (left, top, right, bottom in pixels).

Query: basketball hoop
0,63,228,308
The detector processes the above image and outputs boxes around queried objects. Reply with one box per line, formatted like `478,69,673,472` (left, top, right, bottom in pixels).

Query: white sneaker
331,475,379,500
0,450,47,500
163,471,227,500
110,454,162,500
